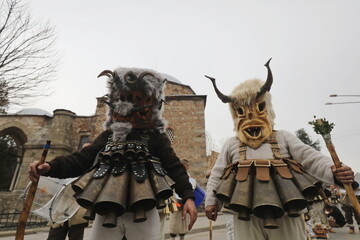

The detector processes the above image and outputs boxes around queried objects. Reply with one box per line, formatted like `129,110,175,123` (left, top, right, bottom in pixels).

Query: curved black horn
256,58,273,99
123,71,137,83
205,75,233,103
138,71,155,80
97,70,115,78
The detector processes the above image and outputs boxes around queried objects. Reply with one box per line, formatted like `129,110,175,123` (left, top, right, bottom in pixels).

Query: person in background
169,159,196,240
323,204,346,229
158,198,173,240
307,192,335,234
47,207,88,240
47,142,91,240
329,185,340,204
304,213,317,240
338,181,360,234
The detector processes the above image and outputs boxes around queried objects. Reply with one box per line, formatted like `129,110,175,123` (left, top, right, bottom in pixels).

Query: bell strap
234,159,293,181
283,158,305,174
237,131,279,162
111,159,127,176
149,157,166,176
238,145,247,162
268,132,300,177
254,159,271,181
131,161,148,182
236,131,294,181
220,162,237,179
93,151,112,178
236,160,253,181
271,159,293,179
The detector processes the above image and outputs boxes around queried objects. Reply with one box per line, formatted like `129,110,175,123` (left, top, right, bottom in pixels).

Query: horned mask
98,67,167,135
206,59,275,149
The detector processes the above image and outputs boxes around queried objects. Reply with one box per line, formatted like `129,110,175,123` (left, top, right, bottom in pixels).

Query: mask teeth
245,127,261,137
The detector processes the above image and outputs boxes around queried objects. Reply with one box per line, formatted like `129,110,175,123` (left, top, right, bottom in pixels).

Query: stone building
0,78,207,212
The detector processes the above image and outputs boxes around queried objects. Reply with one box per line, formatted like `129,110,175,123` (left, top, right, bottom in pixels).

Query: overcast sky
14,0,360,171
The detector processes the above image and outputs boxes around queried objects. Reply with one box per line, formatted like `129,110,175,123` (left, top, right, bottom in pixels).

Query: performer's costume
205,59,337,240
43,67,194,240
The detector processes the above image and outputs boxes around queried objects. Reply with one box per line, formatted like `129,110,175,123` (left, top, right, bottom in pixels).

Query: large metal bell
75,174,110,209
164,175,176,189
102,211,118,228
291,170,318,199
157,198,167,209
149,169,173,200
83,207,96,221
252,177,284,229
229,172,254,221
214,171,237,203
272,173,308,217
133,207,146,223
303,172,322,189
129,173,157,222
94,171,130,227
72,169,97,194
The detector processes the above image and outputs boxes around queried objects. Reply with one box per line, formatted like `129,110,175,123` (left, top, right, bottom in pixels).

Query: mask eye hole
258,102,266,112
236,106,244,116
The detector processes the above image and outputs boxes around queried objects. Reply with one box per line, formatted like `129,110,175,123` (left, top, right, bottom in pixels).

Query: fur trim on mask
113,101,133,116
229,78,276,127
110,122,133,143
102,67,167,132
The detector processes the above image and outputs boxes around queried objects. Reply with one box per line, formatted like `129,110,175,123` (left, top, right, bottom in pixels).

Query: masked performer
28,67,197,240
204,59,355,240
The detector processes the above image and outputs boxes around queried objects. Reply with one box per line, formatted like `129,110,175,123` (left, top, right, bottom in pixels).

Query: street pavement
1,213,360,240
0,213,227,240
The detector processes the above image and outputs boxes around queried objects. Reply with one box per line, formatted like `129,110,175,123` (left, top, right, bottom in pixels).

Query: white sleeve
205,138,233,208
280,130,335,185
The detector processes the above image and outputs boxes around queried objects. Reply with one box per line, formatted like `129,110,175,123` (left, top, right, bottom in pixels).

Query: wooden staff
310,118,360,219
15,140,51,240
209,220,213,240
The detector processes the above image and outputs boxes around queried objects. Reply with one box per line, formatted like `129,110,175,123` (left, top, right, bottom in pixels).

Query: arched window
0,134,22,191
166,128,174,144
79,135,90,150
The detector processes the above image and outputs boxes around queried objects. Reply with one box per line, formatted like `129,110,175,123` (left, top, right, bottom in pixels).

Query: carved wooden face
232,100,272,149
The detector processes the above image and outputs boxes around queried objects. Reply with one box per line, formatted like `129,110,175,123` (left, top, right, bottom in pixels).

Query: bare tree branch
0,0,58,112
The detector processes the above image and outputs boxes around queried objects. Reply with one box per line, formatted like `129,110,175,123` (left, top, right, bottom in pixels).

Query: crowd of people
305,184,360,240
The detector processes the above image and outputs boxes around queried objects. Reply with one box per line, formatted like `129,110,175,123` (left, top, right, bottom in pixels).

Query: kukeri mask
231,98,272,148
98,68,166,130
206,58,275,149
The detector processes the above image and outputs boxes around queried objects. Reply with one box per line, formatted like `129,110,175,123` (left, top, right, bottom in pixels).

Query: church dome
162,73,182,84
15,108,52,117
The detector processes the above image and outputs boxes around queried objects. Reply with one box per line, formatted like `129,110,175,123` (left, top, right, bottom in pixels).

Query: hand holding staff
309,118,360,219
15,140,51,240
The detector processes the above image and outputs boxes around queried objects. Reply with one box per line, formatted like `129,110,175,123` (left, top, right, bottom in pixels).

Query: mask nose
248,112,253,120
